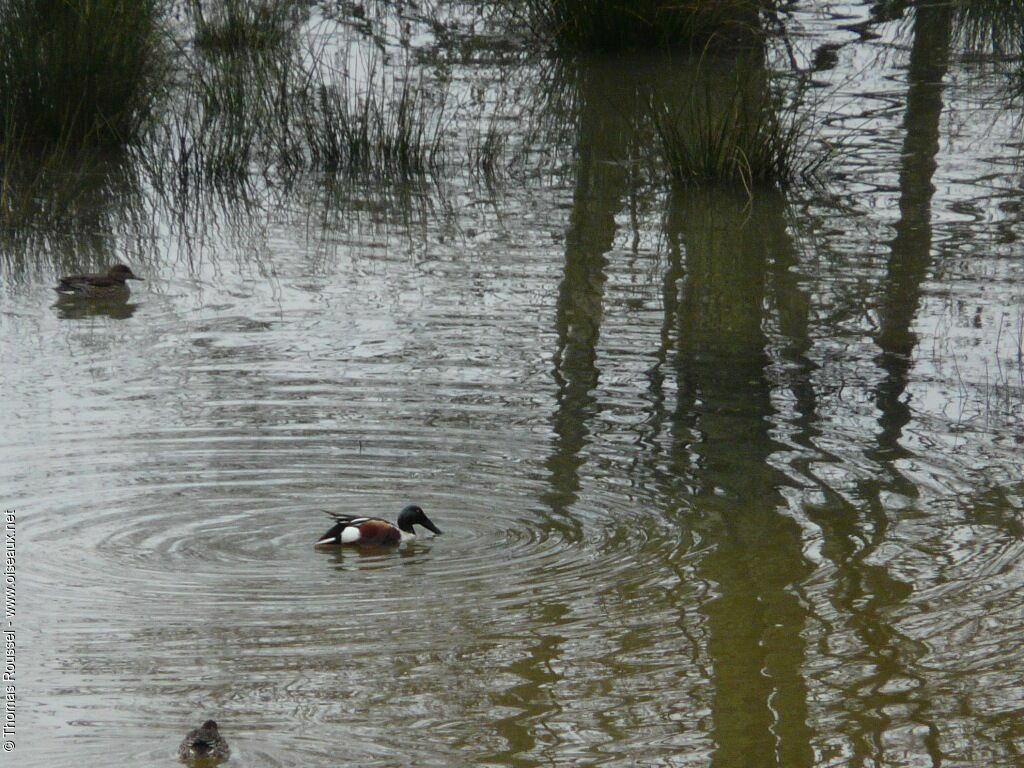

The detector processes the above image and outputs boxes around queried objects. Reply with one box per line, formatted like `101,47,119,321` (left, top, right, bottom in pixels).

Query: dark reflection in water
660,188,814,768
54,293,139,320
0,153,154,284
490,59,633,766
876,0,951,447
317,537,437,563
851,4,950,764
544,59,634,541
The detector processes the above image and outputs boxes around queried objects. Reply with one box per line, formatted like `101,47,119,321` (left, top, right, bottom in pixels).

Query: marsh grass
469,112,510,186
297,55,450,178
151,29,301,188
0,145,70,229
649,61,828,191
191,0,297,55
518,0,765,52
0,146,145,264
185,56,270,180
154,30,453,186
0,0,168,150
954,0,1024,56
953,0,1024,100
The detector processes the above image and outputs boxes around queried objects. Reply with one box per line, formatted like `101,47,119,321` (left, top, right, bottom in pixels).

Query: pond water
2,2,1023,767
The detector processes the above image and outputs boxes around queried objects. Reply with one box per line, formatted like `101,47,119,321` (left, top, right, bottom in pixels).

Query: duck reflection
54,292,138,319
315,540,430,573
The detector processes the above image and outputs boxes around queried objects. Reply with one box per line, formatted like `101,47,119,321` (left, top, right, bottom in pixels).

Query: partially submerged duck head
178,719,230,764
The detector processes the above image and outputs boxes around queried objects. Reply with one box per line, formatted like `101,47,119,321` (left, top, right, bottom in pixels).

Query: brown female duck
54,264,143,296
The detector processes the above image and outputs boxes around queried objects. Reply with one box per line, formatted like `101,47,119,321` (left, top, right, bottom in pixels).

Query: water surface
2,3,1023,767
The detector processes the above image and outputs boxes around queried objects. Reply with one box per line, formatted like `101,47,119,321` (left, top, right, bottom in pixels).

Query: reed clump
297,68,448,177
953,0,1024,56
158,37,451,184
0,145,142,240
191,0,297,55
649,62,827,190
0,0,168,150
952,0,1024,98
181,55,271,182
519,0,765,52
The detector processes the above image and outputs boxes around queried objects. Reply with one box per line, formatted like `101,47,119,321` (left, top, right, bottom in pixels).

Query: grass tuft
953,0,1024,56
0,0,168,150
294,51,450,178
191,0,297,55
952,0,1024,99
649,60,829,191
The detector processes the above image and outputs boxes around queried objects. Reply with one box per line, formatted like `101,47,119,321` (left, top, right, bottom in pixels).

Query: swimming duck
54,263,143,295
315,505,442,546
177,719,230,764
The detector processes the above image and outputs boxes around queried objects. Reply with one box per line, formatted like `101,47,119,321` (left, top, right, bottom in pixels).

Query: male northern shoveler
54,263,144,296
177,719,230,764
315,504,442,546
